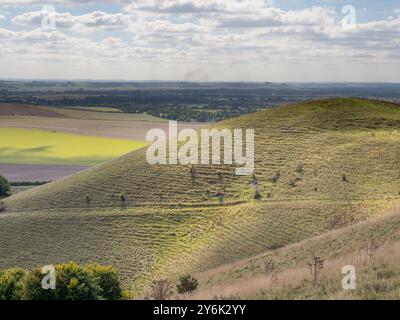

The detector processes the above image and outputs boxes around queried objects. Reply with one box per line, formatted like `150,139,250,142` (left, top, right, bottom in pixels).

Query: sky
0,0,399,82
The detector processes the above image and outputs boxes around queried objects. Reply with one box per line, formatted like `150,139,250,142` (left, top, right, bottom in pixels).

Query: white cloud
12,10,130,31
0,0,130,5
1,1,400,81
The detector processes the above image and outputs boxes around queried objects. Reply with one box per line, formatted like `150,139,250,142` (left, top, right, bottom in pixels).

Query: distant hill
1,98,399,296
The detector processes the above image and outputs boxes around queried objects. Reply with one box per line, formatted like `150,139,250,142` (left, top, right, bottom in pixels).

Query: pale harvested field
0,164,90,182
0,116,205,140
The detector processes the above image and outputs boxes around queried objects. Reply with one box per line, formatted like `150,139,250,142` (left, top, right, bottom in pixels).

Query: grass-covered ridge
1,98,399,296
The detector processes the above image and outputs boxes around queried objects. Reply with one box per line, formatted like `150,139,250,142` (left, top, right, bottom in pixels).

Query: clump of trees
0,175,11,198
0,262,124,300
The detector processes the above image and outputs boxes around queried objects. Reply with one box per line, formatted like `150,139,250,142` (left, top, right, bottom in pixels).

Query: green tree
0,175,11,198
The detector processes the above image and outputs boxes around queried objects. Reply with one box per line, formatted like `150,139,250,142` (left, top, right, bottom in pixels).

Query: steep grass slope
1,98,400,295
189,203,400,299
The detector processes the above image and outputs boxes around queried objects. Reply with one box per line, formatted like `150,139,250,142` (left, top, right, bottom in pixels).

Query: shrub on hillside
0,262,123,300
84,264,123,300
119,192,126,202
0,268,27,300
254,190,262,200
0,175,11,198
271,172,280,183
24,262,101,300
85,195,92,204
146,279,173,300
0,201,6,213
176,274,199,294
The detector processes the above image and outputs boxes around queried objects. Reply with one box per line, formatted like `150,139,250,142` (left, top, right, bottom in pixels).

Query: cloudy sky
0,0,399,81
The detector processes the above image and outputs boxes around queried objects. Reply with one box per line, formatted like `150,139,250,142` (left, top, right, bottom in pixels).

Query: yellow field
0,128,148,165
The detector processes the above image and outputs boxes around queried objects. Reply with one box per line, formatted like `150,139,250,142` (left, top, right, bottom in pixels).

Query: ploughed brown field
0,103,63,117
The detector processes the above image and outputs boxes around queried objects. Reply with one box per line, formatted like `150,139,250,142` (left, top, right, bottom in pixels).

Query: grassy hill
1,98,400,296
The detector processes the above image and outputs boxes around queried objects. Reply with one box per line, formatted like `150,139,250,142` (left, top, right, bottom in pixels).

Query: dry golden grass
188,204,400,299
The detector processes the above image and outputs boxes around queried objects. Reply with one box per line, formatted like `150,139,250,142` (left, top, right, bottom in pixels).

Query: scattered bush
288,179,297,188
366,240,381,266
0,175,11,198
250,174,258,186
295,163,304,174
342,174,348,182
307,256,324,287
254,190,262,200
264,259,278,283
271,172,280,183
85,195,92,204
215,190,224,200
0,201,6,213
119,192,126,202
264,259,277,274
146,279,173,300
176,274,199,294
190,166,196,183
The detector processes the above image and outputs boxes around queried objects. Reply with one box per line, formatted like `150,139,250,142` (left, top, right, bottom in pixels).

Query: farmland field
0,115,204,140
0,127,148,166
0,103,166,122
69,106,123,113
0,104,204,181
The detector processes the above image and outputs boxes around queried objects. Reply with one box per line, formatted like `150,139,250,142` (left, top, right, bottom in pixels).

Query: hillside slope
1,98,400,295
189,203,400,299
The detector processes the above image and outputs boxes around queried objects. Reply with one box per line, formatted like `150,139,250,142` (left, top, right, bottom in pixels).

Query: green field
0,128,148,165
69,106,123,113
1,98,400,298
56,108,166,121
